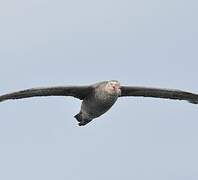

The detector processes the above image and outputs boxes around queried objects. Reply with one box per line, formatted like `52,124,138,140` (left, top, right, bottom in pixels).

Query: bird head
105,80,121,95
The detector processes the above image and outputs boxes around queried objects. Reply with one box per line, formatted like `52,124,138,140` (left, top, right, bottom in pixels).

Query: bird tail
74,112,92,126
74,112,83,122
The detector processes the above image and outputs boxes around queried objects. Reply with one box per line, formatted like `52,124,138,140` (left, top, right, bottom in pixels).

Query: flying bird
0,80,197,126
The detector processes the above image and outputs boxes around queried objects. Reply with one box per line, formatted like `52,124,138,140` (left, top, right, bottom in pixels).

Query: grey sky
0,0,198,179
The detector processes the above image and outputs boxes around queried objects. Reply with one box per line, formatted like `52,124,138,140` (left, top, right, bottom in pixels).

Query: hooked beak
112,84,120,91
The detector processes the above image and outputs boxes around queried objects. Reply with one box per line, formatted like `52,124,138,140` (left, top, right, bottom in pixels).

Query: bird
0,80,197,126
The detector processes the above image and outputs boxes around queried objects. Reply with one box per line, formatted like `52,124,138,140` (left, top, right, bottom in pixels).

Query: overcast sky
0,0,198,179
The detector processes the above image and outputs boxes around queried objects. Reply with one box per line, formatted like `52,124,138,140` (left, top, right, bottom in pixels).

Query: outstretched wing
120,86,198,104
0,86,93,102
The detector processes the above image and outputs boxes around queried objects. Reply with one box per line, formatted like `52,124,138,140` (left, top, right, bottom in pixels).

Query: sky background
0,0,198,179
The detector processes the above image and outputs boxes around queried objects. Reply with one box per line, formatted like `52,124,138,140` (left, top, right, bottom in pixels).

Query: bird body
0,80,197,126
75,81,121,125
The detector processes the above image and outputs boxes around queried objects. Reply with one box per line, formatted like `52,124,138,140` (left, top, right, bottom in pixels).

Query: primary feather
120,86,198,104
0,86,93,102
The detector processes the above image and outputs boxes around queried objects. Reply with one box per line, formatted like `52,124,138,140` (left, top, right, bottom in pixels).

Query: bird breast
81,90,119,119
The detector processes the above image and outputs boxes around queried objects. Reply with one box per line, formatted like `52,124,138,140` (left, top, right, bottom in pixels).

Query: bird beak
113,85,120,91
112,85,116,90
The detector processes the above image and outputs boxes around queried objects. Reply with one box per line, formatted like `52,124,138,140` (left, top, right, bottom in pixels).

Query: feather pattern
0,86,93,102
120,86,198,104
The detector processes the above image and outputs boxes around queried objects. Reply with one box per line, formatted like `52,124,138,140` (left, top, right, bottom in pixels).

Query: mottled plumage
0,80,197,126
75,81,121,125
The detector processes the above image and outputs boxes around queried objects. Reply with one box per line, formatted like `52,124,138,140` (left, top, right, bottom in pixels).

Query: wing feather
0,86,93,102
120,86,198,104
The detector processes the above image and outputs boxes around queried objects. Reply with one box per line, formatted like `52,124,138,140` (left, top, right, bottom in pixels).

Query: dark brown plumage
0,80,197,126
0,86,93,101
120,86,198,104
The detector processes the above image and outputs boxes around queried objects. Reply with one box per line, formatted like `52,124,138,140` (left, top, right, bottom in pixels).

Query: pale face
105,80,121,95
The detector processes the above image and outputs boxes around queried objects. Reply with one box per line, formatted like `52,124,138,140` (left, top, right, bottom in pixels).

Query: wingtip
0,96,6,103
188,100,198,104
